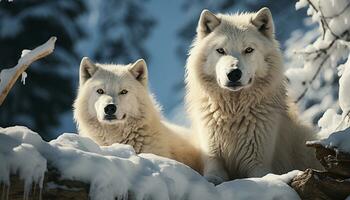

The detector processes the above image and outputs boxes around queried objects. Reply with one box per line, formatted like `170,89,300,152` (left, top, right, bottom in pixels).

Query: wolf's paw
204,173,227,185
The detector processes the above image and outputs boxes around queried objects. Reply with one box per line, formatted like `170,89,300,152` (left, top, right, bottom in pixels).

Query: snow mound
307,127,350,153
0,126,301,200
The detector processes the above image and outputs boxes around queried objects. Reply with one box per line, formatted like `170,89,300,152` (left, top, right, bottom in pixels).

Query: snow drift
0,126,301,200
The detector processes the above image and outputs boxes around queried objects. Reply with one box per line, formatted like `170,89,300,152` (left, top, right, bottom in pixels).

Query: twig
0,37,57,105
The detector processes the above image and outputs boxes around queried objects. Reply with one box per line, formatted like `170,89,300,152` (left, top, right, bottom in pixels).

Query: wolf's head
188,7,283,92
74,58,150,126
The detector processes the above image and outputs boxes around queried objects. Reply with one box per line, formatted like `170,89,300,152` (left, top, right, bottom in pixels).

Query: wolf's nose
104,104,117,115
227,69,242,83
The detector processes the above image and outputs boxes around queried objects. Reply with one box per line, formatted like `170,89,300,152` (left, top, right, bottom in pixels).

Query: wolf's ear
197,9,221,38
251,7,275,39
129,59,148,86
79,57,97,86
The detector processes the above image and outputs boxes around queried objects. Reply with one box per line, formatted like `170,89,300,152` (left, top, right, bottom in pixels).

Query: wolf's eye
244,47,254,54
216,48,226,55
120,89,128,95
96,89,104,94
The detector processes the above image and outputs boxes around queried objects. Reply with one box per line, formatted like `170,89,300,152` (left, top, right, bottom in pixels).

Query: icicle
33,183,36,197
38,173,44,200
0,183,9,200
39,187,42,200
6,184,9,200
2,183,5,200
21,72,27,85
23,182,29,200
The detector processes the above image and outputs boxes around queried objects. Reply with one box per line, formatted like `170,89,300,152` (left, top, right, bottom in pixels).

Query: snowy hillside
0,126,301,200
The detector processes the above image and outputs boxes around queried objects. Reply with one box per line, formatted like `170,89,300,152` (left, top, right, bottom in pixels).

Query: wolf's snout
104,104,117,115
227,68,242,83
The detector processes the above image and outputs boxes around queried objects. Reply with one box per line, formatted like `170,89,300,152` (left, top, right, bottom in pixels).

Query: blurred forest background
0,0,313,140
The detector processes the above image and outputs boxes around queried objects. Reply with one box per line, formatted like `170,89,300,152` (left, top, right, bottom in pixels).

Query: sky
145,0,188,117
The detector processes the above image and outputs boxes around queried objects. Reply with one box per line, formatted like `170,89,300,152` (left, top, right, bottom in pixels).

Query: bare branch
0,37,57,105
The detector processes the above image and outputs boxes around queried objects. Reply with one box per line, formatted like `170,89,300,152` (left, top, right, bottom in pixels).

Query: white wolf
185,7,320,184
73,57,202,173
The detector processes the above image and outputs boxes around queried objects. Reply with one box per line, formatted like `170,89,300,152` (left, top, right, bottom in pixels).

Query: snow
0,67,16,93
339,55,350,114
295,0,308,10
0,126,301,200
217,171,301,200
20,49,31,58
307,127,350,153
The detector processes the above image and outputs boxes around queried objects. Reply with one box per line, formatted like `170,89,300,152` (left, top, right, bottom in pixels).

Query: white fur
74,58,202,173
185,8,321,184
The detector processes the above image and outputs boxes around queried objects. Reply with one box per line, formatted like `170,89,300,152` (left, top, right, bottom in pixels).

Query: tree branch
0,37,57,106
294,0,350,103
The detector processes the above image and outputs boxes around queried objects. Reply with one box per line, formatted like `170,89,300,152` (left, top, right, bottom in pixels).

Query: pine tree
76,0,155,63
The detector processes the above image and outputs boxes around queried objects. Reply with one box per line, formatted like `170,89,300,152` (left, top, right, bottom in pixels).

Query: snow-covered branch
0,37,57,106
288,0,350,103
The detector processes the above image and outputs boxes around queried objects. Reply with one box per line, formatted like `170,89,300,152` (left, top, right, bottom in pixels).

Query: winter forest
0,0,350,199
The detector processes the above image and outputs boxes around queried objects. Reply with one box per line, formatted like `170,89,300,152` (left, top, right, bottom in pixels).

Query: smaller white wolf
73,57,202,173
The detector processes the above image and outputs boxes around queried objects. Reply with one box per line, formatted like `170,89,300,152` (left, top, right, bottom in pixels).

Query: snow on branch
0,36,57,106
286,0,350,103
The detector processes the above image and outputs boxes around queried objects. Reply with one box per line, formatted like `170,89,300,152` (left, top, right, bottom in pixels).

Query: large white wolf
73,57,202,173
185,7,320,184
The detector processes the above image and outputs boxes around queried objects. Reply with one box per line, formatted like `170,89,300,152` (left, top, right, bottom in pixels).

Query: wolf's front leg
203,155,229,185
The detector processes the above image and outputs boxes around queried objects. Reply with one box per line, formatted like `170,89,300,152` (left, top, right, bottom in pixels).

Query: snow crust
0,126,301,200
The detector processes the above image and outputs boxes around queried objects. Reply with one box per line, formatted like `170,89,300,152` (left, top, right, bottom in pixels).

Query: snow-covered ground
0,126,302,200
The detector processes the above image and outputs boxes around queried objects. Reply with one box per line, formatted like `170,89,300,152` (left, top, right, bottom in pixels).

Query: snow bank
307,127,350,153
0,126,301,200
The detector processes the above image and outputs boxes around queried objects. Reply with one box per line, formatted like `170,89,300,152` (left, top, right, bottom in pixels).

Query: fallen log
306,142,350,178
